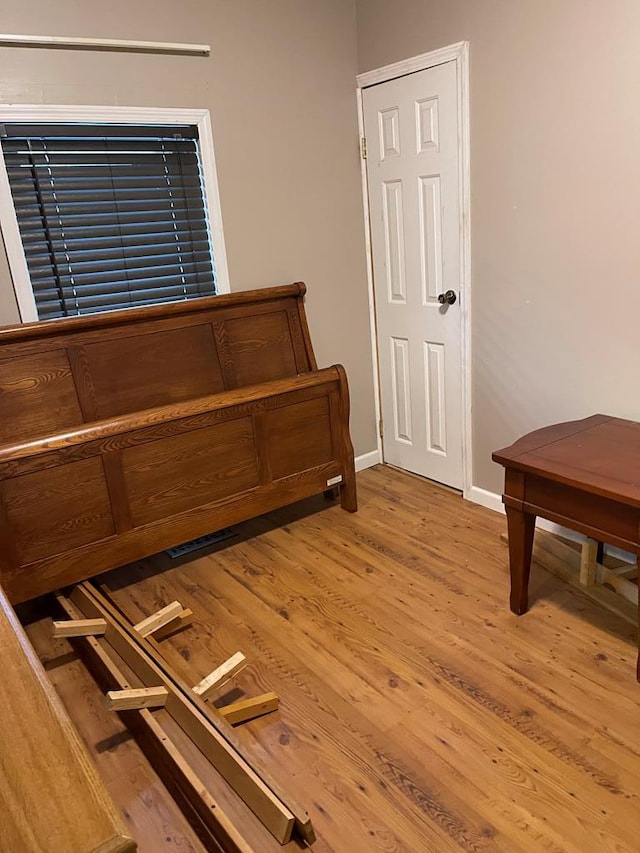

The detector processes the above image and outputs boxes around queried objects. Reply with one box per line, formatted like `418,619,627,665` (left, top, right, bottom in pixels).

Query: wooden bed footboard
0,366,356,604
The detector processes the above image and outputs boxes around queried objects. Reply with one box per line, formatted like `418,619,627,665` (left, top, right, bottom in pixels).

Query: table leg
505,506,536,615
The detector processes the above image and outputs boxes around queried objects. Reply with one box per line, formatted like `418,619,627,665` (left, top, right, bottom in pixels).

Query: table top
492,414,640,508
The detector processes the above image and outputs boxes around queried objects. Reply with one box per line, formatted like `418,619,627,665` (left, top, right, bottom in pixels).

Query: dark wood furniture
0,283,356,603
492,414,640,680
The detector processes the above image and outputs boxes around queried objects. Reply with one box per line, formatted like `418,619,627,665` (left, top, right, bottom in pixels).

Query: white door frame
356,41,472,498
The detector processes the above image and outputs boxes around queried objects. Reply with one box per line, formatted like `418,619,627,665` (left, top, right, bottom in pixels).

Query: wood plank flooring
23,465,640,852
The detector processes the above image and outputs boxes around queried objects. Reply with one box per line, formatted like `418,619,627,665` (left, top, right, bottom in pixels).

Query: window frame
0,105,230,322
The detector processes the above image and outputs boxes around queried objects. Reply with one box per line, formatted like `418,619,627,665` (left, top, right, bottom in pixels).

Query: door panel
364,60,463,488
382,180,407,302
391,336,412,444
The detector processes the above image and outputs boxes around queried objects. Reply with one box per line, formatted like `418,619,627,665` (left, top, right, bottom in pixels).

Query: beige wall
0,0,378,455
357,0,640,493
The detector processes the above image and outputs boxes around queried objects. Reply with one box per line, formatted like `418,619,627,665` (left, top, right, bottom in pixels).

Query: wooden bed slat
70,582,300,845
56,591,255,853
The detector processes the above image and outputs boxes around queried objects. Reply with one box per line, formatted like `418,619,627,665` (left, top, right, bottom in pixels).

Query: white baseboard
467,484,583,542
466,484,634,559
466,485,503,514
355,449,382,472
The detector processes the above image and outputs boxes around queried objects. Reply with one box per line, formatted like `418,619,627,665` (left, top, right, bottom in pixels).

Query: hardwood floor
24,465,640,852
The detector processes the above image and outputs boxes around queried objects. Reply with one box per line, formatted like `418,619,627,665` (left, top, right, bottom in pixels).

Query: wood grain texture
0,584,135,853
85,465,640,853
502,528,638,625
153,607,193,641
67,344,100,422
0,486,20,573
0,349,84,442
106,687,169,711
0,282,308,346
219,693,280,726
52,592,249,853
264,396,333,480
3,456,115,565
122,418,259,527
333,363,357,512
52,617,108,638
0,370,341,470
494,415,640,677
81,582,316,847
83,324,225,420
194,652,247,699
0,286,312,426
224,311,298,387
505,505,535,615
0,283,325,555
212,321,238,389
69,582,299,845
2,461,344,604
493,415,640,507
102,452,134,534
133,601,184,638
291,297,318,372
0,369,355,604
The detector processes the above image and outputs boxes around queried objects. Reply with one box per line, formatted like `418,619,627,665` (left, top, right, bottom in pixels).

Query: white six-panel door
363,60,463,489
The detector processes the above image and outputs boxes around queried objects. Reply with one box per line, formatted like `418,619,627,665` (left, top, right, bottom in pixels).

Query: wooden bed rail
0,583,135,851
61,581,316,847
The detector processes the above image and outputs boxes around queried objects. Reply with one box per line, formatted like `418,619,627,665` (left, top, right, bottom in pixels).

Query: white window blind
1,123,217,320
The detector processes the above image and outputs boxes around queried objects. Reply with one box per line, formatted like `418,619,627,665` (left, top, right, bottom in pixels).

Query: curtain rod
0,33,210,56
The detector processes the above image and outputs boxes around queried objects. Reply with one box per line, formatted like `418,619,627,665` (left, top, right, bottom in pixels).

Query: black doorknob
437,290,457,306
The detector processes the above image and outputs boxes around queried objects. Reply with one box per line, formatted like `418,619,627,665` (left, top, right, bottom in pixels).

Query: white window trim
0,104,230,322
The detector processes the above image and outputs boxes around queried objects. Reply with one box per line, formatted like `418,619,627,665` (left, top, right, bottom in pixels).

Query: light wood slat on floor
23,466,640,851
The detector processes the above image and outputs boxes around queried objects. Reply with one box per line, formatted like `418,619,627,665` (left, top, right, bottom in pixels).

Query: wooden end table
492,414,640,681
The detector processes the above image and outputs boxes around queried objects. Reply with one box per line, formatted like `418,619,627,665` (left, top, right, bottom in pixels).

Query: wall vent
165,528,235,559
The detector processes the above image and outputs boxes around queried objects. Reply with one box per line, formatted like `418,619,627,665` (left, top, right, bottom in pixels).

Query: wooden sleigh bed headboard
0,283,357,603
